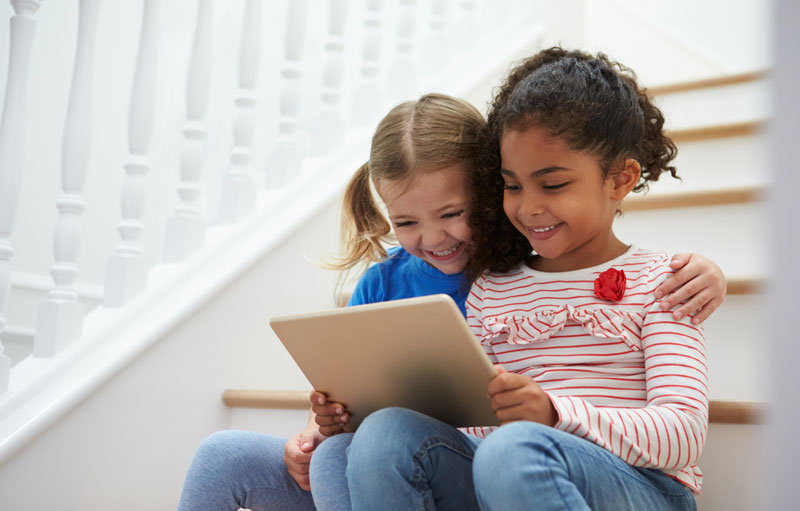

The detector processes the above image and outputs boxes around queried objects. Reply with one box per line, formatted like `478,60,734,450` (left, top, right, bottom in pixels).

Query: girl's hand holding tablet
310,390,350,436
487,365,557,427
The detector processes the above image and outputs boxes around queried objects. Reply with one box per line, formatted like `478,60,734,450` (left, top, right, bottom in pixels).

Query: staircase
0,1,777,510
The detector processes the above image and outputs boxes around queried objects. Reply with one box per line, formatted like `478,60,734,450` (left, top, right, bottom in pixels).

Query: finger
670,289,710,319
310,390,327,406
311,402,347,417
662,271,711,310
283,453,310,476
669,253,688,269
487,372,522,397
689,297,721,325
655,270,689,300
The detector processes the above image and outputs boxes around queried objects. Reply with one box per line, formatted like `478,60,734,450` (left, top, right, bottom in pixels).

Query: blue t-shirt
347,247,470,316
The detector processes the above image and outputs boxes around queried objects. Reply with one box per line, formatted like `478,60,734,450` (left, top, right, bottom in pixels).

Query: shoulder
348,247,408,306
618,248,673,291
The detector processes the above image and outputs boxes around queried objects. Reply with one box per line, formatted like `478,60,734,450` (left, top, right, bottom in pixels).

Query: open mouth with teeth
527,222,564,240
426,242,465,261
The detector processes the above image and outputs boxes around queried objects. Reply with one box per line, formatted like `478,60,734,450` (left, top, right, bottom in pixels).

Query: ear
609,158,641,200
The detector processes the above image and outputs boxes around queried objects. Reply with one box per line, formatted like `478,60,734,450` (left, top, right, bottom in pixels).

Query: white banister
34,0,101,357
218,0,261,221
266,0,307,188
351,0,383,126
420,0,449,76
103,0,160,307
0,0,43,393
387,0,416,100
311,0,347,157
164,0,214,263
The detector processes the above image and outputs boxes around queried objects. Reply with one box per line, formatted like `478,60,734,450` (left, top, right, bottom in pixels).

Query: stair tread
222,390,766,425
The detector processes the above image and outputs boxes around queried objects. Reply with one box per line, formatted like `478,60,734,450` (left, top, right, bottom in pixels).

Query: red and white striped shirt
464,247,708,493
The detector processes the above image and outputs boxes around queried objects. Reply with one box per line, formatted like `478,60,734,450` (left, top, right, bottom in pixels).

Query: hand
310,390,350,437
283,427,324,491
487,366,557,426
654,252,726,325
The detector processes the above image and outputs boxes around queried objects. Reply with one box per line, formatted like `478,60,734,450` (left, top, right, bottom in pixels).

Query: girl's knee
473,422,560,486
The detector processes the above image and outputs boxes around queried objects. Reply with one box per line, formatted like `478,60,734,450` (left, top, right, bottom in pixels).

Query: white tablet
269,294,499,432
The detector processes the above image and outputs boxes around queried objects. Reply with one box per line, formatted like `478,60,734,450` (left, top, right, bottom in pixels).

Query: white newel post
351,0,382,127
164,0,213,262
266,0,307,188
387,0,416,101
218,0,261,221
420,0,448,76
104,0,159,307
0,0,41,392
310,0,346,157
34,0,101,356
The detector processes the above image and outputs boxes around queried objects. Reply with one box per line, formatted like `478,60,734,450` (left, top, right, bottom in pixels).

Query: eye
394,221,415,228
502,183,520,191
442,210,464,219
543,182,568,191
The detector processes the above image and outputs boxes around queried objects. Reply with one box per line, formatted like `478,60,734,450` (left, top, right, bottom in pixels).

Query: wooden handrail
621,186,765,212
222,389,311,409
668,120,764,144
649,70,767,96
222,390,766,425
726,278,762,295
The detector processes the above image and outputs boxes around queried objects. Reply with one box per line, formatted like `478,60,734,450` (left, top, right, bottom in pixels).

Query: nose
518,190,544,218
421,224,447,248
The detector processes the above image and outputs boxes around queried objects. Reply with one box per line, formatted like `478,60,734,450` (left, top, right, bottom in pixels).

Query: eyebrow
501,166,568,178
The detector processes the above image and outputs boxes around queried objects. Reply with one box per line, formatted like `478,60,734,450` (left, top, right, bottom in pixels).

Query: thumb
299,430,318,452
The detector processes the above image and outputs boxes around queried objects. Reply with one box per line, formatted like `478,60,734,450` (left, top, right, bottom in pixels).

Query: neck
528,232,630,272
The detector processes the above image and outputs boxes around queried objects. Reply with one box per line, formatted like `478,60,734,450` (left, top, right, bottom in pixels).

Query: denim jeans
344,408,483,511
176,430,321,511
309,432,354,510
472,421,697,511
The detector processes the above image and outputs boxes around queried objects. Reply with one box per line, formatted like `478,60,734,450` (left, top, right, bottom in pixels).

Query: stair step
221,389,765,425
669,120,765,144
622,185,764,212
649,70,768,96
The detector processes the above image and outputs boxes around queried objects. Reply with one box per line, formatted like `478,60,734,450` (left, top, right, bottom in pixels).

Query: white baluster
420,0,448,77
310,0,346,157
104,0,159,307
266,0,307,187
386,0,416,100
218,0,261,221
34,0,101,356
0,0,42,392
351,0,383,127
164,0,213,262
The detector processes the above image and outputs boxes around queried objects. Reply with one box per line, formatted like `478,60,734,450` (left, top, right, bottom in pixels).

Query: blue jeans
344,408,483,511
176,430,350,511
472,421,697,511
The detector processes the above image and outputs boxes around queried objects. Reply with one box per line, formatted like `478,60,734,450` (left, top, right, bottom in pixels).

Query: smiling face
500,127,639,272
377,164,473,275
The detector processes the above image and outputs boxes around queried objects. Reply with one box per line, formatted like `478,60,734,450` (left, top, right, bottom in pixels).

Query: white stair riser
657,80,768,131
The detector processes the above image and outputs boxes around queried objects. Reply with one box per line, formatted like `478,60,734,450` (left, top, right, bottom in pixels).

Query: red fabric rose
594,268,626,301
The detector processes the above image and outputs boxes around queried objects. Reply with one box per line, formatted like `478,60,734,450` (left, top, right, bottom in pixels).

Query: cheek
393,230,418,253
502,194,518,223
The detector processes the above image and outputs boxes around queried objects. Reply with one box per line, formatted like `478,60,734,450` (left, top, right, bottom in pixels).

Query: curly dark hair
466,47,679,280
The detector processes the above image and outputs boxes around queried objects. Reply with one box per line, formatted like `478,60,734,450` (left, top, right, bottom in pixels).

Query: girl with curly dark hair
345,48,706,511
